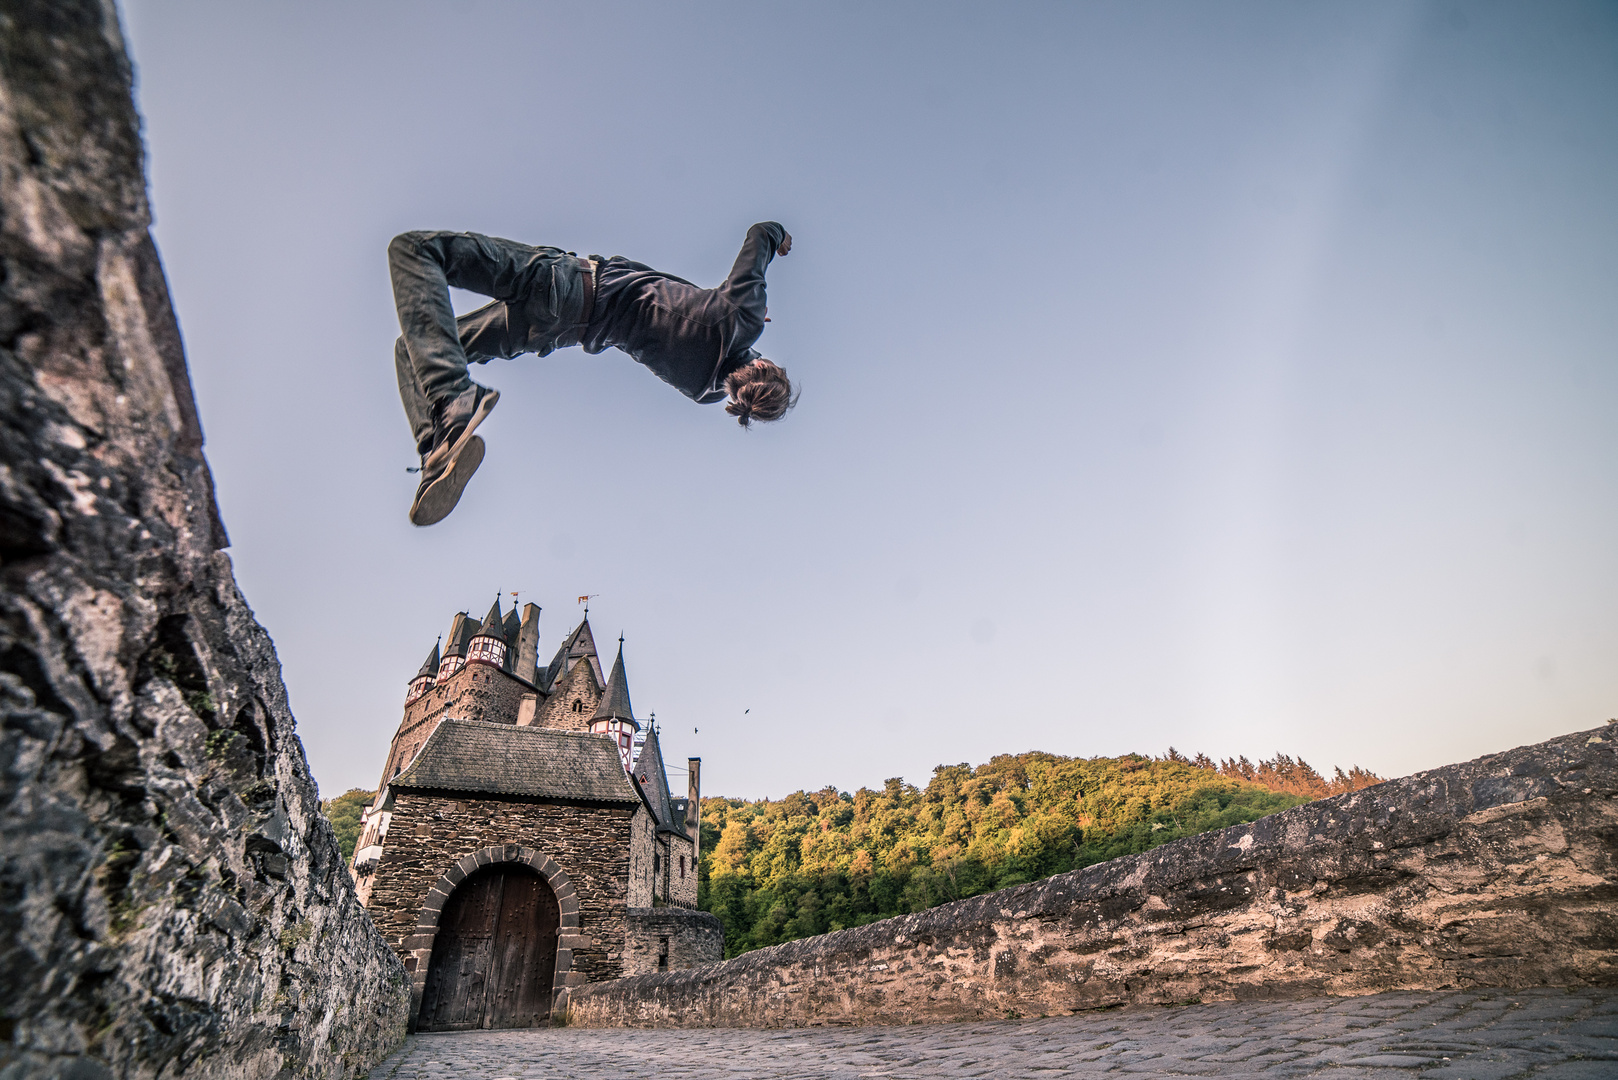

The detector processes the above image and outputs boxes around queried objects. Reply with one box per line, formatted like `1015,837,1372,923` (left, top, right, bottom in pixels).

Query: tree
321,788,373,861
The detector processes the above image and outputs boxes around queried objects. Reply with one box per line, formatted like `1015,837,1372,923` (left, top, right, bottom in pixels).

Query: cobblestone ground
366,987,1618,1079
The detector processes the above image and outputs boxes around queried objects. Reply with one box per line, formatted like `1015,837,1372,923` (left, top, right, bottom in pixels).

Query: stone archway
402,845,582,1029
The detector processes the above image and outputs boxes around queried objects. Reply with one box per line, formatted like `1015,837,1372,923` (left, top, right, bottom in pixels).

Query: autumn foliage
699,748,1379,958
1165,747,1383,799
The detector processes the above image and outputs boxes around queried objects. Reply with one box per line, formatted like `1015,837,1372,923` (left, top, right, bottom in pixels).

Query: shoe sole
410,435,485,526
422,386,500,479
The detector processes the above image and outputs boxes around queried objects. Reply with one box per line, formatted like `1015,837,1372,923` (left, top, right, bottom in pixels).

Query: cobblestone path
366,987,1618,1079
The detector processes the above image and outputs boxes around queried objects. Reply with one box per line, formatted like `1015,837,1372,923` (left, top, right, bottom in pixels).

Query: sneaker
422,382,499,479
409,435,486,526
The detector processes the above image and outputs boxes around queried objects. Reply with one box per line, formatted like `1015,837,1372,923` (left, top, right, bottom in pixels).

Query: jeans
389,230,588,452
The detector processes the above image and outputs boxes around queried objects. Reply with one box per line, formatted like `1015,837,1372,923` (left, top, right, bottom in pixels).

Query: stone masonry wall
364,793,635,986
669,834,698,908
570,726,1618,1028
628,806,654,908
0,3,410,1076
623,908,725,976
536,659,601,731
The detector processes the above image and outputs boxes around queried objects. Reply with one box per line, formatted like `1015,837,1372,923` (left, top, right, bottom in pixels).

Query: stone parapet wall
623,907,725,976
570,726,1618,1028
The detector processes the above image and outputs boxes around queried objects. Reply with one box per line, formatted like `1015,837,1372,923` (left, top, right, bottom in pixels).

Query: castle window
572,699,582,713
679,855,686,880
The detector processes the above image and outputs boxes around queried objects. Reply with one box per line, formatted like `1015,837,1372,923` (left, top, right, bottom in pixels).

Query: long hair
724,359,797,428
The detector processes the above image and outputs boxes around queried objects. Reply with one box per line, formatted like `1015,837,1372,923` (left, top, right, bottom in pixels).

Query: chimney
686,757,702,859
516,603,541,684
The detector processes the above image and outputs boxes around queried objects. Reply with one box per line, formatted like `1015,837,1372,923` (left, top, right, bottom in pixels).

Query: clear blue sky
120,1,1618,800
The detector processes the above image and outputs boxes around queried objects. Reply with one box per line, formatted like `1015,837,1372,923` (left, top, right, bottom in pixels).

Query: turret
589,637,640,770
405,639,440,703
437,612,473,679
466,597,509,669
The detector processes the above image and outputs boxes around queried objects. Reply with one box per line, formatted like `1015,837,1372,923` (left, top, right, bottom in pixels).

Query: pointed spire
473,595,505,640
441,612,470,659
631,720,677,830
415,638,441,679
592,638,637,727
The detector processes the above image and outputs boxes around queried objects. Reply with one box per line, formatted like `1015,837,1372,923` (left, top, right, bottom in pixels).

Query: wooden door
417,864,560,1031
486,870,559,1027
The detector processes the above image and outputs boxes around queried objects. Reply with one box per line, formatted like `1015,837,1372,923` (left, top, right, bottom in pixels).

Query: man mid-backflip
391,221,795,525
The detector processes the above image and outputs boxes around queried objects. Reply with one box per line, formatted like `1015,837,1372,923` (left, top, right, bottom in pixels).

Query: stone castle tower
350,599,720,1030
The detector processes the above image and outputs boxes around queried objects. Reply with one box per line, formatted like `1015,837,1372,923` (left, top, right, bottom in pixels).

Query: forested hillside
699,749,1381,958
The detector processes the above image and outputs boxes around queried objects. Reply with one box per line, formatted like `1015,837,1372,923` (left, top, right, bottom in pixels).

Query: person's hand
777,231,792,256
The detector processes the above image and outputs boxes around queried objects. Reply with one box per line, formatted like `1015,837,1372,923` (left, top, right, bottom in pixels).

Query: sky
118,1,1618,801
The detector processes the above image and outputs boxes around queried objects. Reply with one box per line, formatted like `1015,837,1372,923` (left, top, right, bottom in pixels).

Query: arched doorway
417,863,559,1030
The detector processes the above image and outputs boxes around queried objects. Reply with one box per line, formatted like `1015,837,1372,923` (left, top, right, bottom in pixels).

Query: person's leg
393,295,527,456
387,230,543,404
401,293,535,527
394,335,434,455
457,298,528,365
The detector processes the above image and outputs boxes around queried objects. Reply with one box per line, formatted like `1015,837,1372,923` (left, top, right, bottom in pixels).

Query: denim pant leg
388,229,551,424
393,298,526,452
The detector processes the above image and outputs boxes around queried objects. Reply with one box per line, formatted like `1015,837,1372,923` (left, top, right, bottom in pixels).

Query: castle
350,598,721,1030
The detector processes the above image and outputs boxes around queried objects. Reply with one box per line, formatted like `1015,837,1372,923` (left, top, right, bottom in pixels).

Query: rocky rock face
570,726,1618,1028
0,3,408,1077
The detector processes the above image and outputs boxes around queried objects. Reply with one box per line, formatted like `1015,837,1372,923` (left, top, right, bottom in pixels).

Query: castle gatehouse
349,599,719,1028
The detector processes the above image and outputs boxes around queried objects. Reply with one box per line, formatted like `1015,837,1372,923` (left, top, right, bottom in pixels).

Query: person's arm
717,222,789,319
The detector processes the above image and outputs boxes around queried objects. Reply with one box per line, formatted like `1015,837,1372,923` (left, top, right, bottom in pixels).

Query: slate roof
391,720,640,803
472,598,506,640
593,643,637,727
442,613,476,658
414,640,440,680
632,724,682,834
543,618,599,690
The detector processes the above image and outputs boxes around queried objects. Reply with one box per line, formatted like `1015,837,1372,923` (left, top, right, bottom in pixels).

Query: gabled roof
543,618,600,689
502,607,522,644
631,723,682,834
552,645,604,700
592,642,638,728
414,640,441,680
471,597,506,641
392,720,640,803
